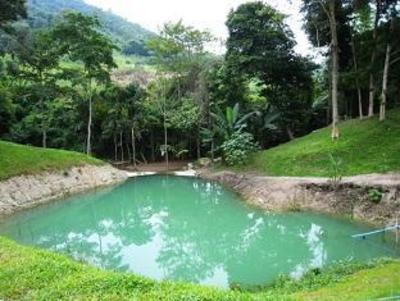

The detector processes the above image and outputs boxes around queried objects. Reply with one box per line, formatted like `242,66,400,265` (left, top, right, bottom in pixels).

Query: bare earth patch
201,170,400,227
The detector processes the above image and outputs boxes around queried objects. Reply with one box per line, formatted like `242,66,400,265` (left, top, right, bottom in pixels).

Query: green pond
0,175,398,288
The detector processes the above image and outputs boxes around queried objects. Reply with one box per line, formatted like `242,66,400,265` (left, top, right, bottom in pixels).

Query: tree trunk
164,116,169,170
351,37,363,119
86,81,93,155
131,126,137,169
286,127,295,140
42,130,47,148
150,130,155,162
211,139,215,164
113,134,117,162
368,75,376,117
357,88,363,120
126,142,131,164
196,130,201,160
380,42,391,121
120,131,124,162
368,75,375,117
329,1,340,139
368,7,380,117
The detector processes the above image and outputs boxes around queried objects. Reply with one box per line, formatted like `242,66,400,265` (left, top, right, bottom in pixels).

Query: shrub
221,131,259,166
368,188,384,204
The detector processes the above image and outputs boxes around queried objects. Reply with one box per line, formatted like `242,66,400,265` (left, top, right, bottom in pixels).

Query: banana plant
211,103,257,139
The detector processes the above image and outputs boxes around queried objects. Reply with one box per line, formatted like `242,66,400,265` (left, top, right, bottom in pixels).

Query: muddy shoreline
0,165,128,216
200,170,400,227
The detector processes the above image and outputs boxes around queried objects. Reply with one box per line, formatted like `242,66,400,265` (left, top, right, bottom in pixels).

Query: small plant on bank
221,131,259,166
328,153,343,188
368,188,384,204
287,198,302,212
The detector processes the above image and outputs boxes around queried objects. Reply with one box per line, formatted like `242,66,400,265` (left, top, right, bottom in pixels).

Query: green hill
26,0,155,51
0,140,103,180
245,109,400,177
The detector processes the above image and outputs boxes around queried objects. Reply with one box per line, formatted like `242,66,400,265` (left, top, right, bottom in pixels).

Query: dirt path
201,170,400,226
238,173,400,187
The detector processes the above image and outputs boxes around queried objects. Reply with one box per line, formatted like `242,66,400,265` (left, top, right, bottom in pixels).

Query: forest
0,0,399,168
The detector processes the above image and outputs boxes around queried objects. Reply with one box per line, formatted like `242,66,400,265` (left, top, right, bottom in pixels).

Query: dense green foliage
301,0,400,123
0,237,399,300
52,12,118,155
0,0,26,29
245,109,400,177
0,140,102,180
2,0,399,168
225,2,315,139
221,131,259,166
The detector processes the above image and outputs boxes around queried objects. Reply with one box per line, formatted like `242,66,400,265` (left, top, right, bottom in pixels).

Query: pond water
0,175,398,288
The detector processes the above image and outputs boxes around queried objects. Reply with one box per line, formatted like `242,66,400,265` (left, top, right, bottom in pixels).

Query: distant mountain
26,0,155,52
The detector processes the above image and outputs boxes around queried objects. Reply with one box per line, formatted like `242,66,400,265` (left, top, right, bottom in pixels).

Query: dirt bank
201,170,400,226
0,165,128,216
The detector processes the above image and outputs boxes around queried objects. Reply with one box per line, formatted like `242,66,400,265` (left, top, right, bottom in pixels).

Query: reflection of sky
291,224,327,280
0,176,398,288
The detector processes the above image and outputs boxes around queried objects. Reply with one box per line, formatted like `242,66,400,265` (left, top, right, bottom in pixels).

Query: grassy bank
244,109,400,177
0,140,103,180
0,237,399,300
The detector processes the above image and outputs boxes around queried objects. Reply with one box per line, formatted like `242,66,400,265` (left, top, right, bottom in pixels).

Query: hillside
245,109,400,177
26,0,155,50
0,140,103,180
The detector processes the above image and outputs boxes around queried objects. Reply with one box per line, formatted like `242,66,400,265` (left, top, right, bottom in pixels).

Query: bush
368,188,384,204
221,131,259,166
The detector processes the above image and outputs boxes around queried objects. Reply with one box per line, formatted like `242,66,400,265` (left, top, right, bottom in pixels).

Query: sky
84,0,313,56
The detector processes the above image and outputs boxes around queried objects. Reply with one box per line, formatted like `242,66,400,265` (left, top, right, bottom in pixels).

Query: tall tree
302,0,349,138
147,21,212,167
367,1,380,116
13,29,62,147
226,2,314,140
125,83,145,169
328,1,340,138
379,4,399,121
52,12,117,155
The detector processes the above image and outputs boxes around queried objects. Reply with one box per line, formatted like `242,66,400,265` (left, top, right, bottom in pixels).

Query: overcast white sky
84,0,313,56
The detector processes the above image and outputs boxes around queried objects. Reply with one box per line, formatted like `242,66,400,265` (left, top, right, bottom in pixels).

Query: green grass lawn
0,140,103,180
244,109,400,177
0,237,399,300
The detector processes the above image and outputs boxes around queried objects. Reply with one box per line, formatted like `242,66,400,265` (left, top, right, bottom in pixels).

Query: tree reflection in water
0,175,398,288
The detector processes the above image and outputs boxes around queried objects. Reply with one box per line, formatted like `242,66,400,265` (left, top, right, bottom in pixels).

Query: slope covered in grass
246,109,400,177
0,237,399,300
0,140,103,180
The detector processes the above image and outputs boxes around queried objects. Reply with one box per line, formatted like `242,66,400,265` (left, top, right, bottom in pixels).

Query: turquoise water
0,175,398,288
